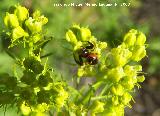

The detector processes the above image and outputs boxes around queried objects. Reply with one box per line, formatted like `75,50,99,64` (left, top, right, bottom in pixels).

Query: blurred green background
0,0,160,115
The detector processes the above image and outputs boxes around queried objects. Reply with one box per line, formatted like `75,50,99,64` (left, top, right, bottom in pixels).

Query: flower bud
79,27,91,41
123,29,137,47
107,67,124,82
111,96,119,105
12,26,28,42
121,76,136,90
124,65,137,77
14,5,29,22
39,16,48,25
120,92,132,105
137,75,145,82
66,30,77,45
98,42,107,49
4,13,19,28
54,86,68,109
99,104,124,116
33,10,41,19
36,103,49,113
89,36,97,42
90,101,105,113
77,66,94,77
75,105,87,116
31,34,41,43
134,65,142,71
20,101,31,115
25,17,42,33
77,67,85,77
111,84,124,96
73,41,83,51
131,45,146,61
124,29,146,47
110,45,132,66
135,32,146,46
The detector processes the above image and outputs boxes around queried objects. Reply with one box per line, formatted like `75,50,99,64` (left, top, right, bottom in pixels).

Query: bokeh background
0,0,160,115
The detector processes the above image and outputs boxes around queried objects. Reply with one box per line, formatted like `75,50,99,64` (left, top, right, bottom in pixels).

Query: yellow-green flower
12,26,28,42
14,5,29,22
4,13,19,28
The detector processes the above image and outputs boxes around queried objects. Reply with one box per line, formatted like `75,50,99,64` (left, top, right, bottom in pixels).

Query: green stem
100,81,113,96
91,95,111,101
77,81,104,105
28,42,33,56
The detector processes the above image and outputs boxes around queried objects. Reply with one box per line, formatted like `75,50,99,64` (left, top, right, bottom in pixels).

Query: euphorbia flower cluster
1,5,68,115
66,25,146,115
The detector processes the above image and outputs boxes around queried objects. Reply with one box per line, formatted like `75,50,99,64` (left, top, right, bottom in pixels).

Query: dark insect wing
85,41,94,49
73,52,83,65
81,41,94,49
79,48,89,57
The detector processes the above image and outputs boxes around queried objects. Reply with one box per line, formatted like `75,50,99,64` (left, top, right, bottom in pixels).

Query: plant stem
77,81,104,105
